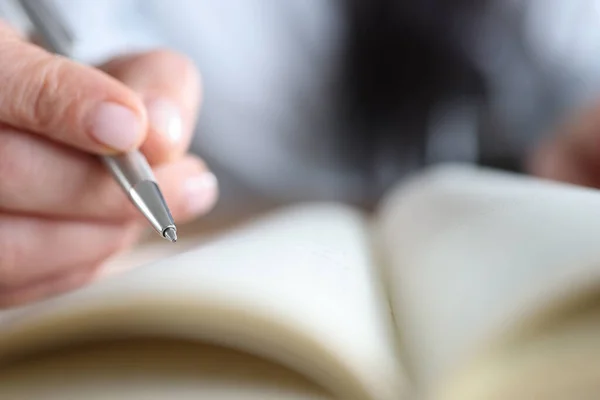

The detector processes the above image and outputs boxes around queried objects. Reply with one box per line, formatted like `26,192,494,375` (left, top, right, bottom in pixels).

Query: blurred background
1,3,600,397
3,0,600,221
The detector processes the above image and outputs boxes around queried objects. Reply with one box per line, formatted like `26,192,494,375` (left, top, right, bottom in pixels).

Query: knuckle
25,55,69,129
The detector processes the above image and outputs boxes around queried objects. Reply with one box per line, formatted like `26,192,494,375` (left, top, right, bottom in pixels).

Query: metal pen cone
163,227,177,243
129,180,176,237
18,0,179,242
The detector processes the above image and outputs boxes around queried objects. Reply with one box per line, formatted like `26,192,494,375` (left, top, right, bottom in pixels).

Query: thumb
0,23,147,153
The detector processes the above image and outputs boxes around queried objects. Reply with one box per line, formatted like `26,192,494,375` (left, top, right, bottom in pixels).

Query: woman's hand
0,21,217,307
529,102,600,188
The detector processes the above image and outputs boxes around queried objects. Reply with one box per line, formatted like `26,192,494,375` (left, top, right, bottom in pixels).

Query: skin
0,22,217,307
0,20,594,308
528,104,600,189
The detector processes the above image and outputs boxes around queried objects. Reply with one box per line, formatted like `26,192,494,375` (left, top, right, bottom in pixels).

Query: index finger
0,23,148,154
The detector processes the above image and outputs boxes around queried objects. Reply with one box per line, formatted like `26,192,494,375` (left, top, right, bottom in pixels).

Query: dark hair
339,0,488,201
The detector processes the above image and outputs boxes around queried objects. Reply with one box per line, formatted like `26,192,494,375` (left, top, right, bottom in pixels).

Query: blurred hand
0,22,217,307
529,102,600,187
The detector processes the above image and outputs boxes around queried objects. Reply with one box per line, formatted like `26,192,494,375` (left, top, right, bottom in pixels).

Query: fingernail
146,98,183,144
90,102,142,151
184,172,218,215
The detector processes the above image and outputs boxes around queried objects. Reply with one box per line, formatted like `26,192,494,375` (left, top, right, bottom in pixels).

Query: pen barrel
102,152,156,192
17,0,74,56
102,153,175,235
18,0,177,240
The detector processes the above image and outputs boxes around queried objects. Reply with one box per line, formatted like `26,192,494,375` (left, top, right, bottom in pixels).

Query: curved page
439,301,600,400
0,340,332,399
0,204,405,400
376,165,600,396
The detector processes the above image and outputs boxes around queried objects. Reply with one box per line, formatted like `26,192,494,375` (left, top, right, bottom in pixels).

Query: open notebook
2,164,600,400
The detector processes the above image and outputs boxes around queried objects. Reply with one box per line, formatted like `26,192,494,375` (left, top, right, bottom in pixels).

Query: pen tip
163,227,178,243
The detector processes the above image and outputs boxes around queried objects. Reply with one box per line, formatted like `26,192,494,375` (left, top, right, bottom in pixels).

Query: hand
0,22,218,307
528,102,600,188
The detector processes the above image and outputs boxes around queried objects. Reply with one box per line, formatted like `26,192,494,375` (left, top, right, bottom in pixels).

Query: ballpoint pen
17,0,178,243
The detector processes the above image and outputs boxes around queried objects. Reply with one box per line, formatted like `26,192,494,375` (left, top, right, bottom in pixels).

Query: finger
528,104,600,188
0,24,147,153
0,127,218,222
0,215,141,289
99,49,202,164
528,139,597,187
0,263,101,308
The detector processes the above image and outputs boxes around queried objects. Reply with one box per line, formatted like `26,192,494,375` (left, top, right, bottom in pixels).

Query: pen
17,0,178,243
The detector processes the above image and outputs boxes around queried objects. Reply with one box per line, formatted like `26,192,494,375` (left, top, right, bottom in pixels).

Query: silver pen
17,0,178,243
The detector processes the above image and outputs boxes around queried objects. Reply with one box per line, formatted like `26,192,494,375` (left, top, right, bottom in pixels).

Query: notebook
2,164,600,400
